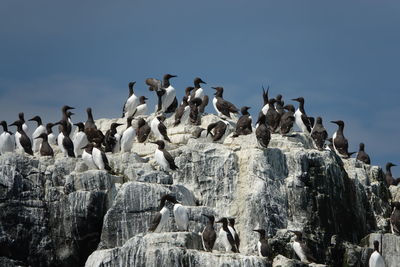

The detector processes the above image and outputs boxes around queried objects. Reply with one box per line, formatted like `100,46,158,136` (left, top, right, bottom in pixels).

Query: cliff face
0,114,399,267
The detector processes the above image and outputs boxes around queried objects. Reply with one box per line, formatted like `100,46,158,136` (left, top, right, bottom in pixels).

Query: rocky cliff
0,114,399,267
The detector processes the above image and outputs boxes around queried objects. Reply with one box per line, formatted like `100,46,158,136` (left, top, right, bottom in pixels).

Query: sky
0,0,399,175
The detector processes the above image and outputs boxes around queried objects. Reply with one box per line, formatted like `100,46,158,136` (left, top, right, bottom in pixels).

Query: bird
34,133,54,157
265,98,280,133
201,214,217,252
59,105,75,137
331,120,351,158
228,218,240,253
0,121,15,154
72,122,89,157
311,117,328,150
173,95,190,127
206,120,229,142
253,229,272,259
136,118,151,143
9,120,33,155
255,114,271,149
368,240,385,267
385,162,400,186
356,143,371,164
280,104,295,135
292,97,312,133
151,115,171,143
122,81,139,118
46,123,57,146
56,120,75,158
160,74,178,113
85,108,104,144
190,77,207,103
189,97,203,125
29,116,47,153
168,195,189,231
233,106,252,137
212,87,239,118
260,85,270,115
290,230,317,263
215,217,238,253
104,123,123,153
152,140,178,171
92,143,112,171
18,112,28,132
148,194,172,233
390,201,400,235
133,96,148,117
120,116,135,152
81,143,97,170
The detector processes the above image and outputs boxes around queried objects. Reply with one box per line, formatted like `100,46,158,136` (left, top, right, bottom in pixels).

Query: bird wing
300,114,312,132
63,136,75,157
148,212,162,232
300,243,317,262
216,99,238,118
145,78,162,91
20,134,33,155
137,125,151,143
164,150,178,170
199,95,209,113
165,97,178,113
226,231,238,252
334,135,349,155
158,123,171,142
213,122,227,141
101,151,111,171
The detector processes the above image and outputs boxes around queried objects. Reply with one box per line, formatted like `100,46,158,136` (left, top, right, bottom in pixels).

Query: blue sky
1,1,399,175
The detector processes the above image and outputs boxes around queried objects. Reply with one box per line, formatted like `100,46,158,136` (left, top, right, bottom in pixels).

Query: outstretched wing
145,78,162,91
148,212,162,232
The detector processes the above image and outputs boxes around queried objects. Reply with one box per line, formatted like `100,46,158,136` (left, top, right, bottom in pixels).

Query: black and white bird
212,87,239,118
356,143,371,164
233,106,252,137
137,118,151,143
18,112,29,132
151,115,171,142
173,95,190,127
133,96,148,117
280,104,295,135
292,97,312,133
35,133,54,157
85,108,104,144
0,121,15,154
29,116,47,153
160,74,178,113
152,140,178,171
368,240,385,267
81,143,97,170
311,117,327,150
56,120,75,158
104,123,123,153
331,120,351,158
73,122,89,157
201,214,217,252
9,120,33,155
206,119,230,142
391,202,400,235
290,230,317,263
228,218,240,253
385,162,400,187
46,123,57,146
190,77,207,103
253,229,272,259
168,195,189,231
59,105,75,137
92,143,112,171
122,81,139,118
120,116,135,152
255,114,271,149
216,217,238,253
148,194,173,233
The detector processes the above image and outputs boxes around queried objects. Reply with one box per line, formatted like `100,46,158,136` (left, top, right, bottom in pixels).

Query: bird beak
171,75,177,78
330,121,338,124
81,145,88,149
201,80,207,84
215,219,222,223
211,87,217,90
9,123,16,127
28,118,35,122
34,136,41,139
73,123,79,126
291,98,299,102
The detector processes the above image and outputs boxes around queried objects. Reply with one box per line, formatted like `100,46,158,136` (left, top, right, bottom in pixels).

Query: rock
272,255,308,267
0,114,396,266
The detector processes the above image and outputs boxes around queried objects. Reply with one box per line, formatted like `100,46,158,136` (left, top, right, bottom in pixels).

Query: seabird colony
0,75,398,264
